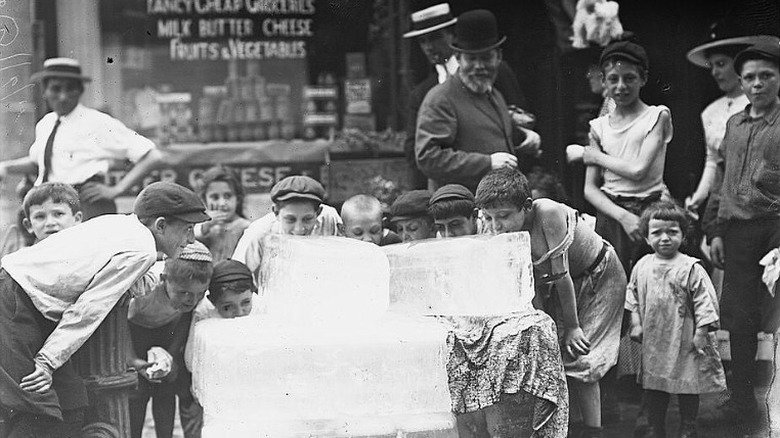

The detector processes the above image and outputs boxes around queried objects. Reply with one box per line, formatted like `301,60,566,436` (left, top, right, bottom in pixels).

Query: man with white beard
415,9,541,193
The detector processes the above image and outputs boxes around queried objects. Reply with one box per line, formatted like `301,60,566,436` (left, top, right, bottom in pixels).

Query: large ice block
383,232,535,316
259,235,390,327
189,315,454,438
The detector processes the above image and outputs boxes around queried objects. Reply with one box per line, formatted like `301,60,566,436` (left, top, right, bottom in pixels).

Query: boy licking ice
341,194,402,246
388,189,434,242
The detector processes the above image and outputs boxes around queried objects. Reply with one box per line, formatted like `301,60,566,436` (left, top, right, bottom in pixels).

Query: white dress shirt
434,56,460,84
29,104,156,185
700,94,749,172
1,214,157,373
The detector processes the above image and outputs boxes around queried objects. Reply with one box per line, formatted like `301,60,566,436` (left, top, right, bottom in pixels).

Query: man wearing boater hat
0,58,163,220
415,9,541,193
402,3,531,189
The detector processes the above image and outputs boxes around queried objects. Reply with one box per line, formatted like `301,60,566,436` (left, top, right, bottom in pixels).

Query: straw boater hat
403,3,458,39
686,19,778,68
30,57,92,83
449,9,506,54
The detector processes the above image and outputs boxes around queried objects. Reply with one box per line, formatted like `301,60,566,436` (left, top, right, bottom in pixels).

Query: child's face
204,181,238,219
24,199,82,241
155,218,196,258
482,203,529,234
603,61,646,107
213,289,254,319
165,277,208,313
344,211,383,245
645,218,682,260
274,202,320,236
394,217,432,242
434,214,476,238
740,59,780,112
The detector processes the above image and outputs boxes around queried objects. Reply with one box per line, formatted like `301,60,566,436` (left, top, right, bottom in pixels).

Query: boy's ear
523,197,533,211
22,217,33,235
272,204,279,216
316,204,323,216
471,208,479,220
153,217,167,233
73,211,83,224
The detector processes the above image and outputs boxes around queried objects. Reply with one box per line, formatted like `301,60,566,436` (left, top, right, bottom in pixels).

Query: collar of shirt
57,103,86,123
435,56,460,84
735,99,780,125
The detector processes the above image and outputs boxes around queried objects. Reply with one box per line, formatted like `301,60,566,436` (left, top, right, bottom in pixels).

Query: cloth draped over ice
189,233,566,437
384,233,568,438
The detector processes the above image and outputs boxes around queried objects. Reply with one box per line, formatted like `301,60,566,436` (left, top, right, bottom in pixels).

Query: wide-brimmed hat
403,3,457,39
686,18,779,68
449,9,506,53
30,58,92,83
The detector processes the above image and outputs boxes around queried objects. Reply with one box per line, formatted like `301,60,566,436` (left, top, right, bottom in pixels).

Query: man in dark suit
403,3,534,189
415,9,541,192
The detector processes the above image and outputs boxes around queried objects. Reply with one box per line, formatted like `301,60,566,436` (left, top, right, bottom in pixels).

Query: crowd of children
0,35,777,438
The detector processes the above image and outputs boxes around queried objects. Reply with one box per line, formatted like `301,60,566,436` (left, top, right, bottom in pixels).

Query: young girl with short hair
626,201,726,438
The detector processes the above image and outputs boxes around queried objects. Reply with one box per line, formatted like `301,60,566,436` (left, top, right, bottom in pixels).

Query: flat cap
600,40,649,71
389,190,432,222
734,39,780,74
210,259,254,289
270,175,325,203
134,181,210,223
429,184,475,205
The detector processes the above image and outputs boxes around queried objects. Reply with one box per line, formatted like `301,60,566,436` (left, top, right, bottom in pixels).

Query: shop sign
146,0,316,61
107,162,324,195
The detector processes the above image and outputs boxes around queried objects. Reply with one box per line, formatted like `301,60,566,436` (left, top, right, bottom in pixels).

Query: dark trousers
0,270,87,437
722,217,780,405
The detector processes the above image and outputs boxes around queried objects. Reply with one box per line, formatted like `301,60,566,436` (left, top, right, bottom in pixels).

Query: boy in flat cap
706,39,780,422
388,189,434,242
0,181,209,437
232,175,342,285
428,184,480,238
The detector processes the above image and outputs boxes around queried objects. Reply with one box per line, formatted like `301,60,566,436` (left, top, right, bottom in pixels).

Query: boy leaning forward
0,181,210,437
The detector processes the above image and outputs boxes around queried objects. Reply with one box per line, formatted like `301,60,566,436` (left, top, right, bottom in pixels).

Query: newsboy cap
270,175,325,203
734,39,780,74
600,40,649,71
389,190,433,222
429,184,475,205
210,259,255,289
134,181,210,223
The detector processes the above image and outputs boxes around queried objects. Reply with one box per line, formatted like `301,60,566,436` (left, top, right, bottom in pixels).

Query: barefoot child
626,201,726,438
476,167,627,438
195,165,251,262
128,241,214,438
388,189,434,242
341,194,401,246
0,181,209,437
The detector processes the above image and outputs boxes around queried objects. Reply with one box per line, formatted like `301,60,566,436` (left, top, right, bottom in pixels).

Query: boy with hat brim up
0,57,164,220
388,189,435,242
706,39,780,424
0,181,209,437
232,175,342,285
414,9,541,193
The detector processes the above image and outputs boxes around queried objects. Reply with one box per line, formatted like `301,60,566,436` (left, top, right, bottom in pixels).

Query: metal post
72,298,138,438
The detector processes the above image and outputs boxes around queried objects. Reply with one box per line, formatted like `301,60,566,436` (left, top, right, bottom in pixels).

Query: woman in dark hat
684,24,778,212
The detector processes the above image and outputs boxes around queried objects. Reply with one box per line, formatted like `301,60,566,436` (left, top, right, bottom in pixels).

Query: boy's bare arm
583,109,671,181
583,165,643,242
0,157,38,181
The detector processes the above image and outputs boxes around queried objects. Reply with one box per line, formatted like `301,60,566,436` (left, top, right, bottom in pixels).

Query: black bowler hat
449,9,506,53
30,58,92,83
